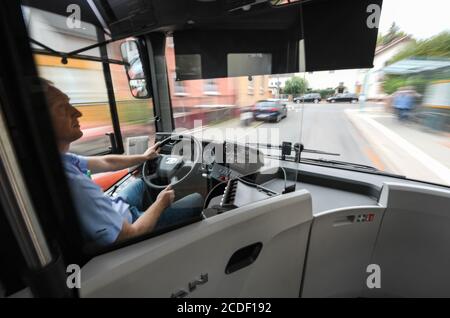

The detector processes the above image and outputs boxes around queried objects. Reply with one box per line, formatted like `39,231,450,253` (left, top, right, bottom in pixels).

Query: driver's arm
87,142,160,173
115,185,174,242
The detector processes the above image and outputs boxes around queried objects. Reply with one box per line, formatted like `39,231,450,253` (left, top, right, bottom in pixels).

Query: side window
35,55,115,156
25,6,117,156
34,49,156,156
26,7,156,156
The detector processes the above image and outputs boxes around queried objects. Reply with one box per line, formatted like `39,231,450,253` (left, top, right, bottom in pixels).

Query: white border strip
356,112,450,184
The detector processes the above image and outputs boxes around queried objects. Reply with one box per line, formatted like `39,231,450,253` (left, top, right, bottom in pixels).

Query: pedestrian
393,88,413,121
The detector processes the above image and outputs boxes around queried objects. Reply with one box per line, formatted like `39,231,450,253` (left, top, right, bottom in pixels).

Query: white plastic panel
365,182,450,297
80,190,313,298
301,206,385,297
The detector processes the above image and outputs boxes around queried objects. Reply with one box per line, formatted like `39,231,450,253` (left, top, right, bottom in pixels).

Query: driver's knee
171,192,204,216
185,193,204,213
153,193,204,231
169,193,203,217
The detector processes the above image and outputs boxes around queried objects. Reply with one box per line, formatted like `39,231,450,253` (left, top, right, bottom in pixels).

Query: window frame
203,78,219,95
172,72,188,96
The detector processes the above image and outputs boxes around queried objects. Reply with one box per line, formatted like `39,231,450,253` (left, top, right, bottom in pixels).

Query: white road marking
351,111,450,184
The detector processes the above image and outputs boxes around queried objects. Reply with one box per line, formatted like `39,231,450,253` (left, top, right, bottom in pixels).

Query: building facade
288,36,414,99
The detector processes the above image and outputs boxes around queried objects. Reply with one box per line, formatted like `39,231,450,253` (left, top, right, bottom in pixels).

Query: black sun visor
23,0,383,78
173,0,383,80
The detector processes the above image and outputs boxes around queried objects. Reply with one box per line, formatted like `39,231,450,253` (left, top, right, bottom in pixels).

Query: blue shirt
62,153,132,247
394,94,414,110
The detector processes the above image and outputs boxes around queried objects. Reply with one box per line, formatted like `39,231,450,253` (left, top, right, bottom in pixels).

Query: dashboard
109,133,450,222
154,133,264,183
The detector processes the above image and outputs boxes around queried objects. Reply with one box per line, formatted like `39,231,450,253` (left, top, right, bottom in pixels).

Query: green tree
382,32,450,95
283,76,308,95
382,75,429,95
388,31,450,65
377,22,407,46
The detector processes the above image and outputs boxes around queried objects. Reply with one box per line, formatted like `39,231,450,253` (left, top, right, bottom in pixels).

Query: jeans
117,179,204,231
397,108,408,120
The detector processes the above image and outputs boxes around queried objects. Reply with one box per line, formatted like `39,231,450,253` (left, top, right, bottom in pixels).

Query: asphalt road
71,102,381,170
280,102,377,167
205,102,379,168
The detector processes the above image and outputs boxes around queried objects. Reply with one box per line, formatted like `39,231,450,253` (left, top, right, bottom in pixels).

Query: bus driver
41,79,203,247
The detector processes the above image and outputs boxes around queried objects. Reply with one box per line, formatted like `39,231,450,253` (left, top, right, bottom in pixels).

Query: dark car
252,100,287,122
294,93,322,104
327,93,359,103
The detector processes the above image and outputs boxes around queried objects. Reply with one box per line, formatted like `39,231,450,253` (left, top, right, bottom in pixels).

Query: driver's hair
37,77,65,108
37,77,54,92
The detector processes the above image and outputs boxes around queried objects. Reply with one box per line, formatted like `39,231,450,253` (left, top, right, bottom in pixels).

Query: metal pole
97,31,124,153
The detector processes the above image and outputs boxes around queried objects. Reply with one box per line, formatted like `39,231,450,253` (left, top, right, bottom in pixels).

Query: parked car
252,100,287,122
327,93,359,103
294,93,322,103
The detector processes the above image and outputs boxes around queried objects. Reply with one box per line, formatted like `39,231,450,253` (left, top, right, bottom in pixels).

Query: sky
379,0,450,39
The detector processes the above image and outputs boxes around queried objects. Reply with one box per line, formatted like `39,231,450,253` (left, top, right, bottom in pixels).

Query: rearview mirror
120,40,151,98
129,79,149,98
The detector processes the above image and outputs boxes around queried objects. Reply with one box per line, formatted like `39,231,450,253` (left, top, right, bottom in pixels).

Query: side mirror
120,40,151,98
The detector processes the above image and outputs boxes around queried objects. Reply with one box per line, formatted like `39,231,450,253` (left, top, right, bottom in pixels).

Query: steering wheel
142,134,202,189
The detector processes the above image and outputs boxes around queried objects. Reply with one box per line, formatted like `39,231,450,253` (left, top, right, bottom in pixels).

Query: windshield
166,0,450,187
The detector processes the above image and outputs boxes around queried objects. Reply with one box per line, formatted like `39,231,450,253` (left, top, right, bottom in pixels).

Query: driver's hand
156,185,175,209
143,142,161,161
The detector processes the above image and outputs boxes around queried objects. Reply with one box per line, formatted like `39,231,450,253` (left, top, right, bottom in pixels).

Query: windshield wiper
301,158,406,178
251,142,406,178
261,152,376,170
246,142,340,158
248,141,378,170
301,158,378,171
263,153,405,178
